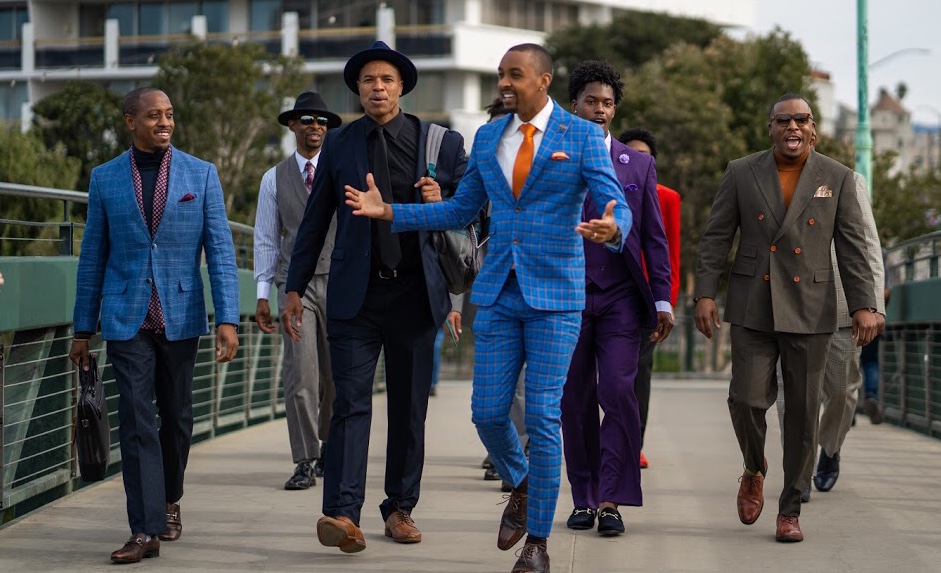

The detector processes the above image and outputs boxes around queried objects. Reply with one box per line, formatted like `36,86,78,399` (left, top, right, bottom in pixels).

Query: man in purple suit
561,60,674,536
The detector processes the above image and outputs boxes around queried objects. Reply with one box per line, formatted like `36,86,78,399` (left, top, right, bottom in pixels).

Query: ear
125,113,135,132
571,100,578,113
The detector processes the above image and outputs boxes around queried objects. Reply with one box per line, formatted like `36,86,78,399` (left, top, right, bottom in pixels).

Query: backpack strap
425,123,448,178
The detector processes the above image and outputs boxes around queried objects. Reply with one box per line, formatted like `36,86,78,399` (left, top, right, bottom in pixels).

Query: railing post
59,200,73,255
1,343,5,510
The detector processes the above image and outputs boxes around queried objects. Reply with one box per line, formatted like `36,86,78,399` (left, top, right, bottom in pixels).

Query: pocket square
814,185,832,198
179,193,196,202
550,151,569,160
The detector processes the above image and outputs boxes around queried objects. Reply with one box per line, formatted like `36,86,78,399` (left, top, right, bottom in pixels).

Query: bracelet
73,336,91,341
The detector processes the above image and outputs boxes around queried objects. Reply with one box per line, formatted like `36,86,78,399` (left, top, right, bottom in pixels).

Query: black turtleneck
133,146,166,231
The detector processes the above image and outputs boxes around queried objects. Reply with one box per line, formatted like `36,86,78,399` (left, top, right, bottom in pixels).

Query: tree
30,81,126,194
871,150,941,244
153,42,306,223
0,128,81,256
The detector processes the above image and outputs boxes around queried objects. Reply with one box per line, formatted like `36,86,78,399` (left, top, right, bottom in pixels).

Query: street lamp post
856,0,873,193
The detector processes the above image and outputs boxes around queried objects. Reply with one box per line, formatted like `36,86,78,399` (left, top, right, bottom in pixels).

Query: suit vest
274,156,336,304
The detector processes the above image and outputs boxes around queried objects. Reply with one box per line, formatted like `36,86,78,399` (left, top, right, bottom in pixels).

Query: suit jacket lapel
482,117,513,199
751,150,786,226
775,151,822,241
158,146,186,237
121,150,152,238
522,104,567,198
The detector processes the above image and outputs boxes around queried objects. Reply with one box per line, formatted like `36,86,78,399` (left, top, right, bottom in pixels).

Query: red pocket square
179,193,196,202
550,151,569,160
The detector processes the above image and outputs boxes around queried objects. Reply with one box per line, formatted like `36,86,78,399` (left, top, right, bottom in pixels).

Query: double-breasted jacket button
758,213,765,221
793,275,800,283
763,274,770,281
770,245,777,252
808,218,815,225
794,247,802,254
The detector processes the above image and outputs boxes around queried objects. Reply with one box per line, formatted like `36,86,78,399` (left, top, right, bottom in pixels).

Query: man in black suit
282,41,467,553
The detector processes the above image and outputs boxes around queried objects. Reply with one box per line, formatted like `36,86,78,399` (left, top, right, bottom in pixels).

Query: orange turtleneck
774,148,810,211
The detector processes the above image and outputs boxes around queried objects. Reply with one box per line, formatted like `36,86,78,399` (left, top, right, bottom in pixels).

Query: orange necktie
512,123,537,199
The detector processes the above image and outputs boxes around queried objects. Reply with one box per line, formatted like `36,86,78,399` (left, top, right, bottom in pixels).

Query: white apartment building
0,0,755,140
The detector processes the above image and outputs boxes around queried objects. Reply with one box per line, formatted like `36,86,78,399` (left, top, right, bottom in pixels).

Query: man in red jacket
620,128,681,468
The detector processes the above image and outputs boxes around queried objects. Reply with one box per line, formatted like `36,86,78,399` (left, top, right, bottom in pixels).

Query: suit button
515,206,521,213
152,244,157,250
758,213,764,221
794,247,801,254
770,245,776,252
513,238,520,245
793,275,800,283
146,278,152,284
808,218,815,225
763,274,770,281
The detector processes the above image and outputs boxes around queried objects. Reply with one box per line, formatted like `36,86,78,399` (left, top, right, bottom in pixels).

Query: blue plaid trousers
471,276,581,538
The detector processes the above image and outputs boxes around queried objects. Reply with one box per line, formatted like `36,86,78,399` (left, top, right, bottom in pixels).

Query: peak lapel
750,150,786,226
520,103,567,198
774,152,821,241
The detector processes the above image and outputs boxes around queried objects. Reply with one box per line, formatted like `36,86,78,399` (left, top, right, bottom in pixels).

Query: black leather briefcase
75,355,111,482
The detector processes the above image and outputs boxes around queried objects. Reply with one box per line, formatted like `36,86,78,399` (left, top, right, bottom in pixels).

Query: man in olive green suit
693,93,881,543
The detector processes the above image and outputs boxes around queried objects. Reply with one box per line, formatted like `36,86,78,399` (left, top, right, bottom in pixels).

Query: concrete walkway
1,379,940,572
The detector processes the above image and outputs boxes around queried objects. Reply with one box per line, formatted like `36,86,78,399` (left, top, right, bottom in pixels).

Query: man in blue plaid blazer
344,44,631,573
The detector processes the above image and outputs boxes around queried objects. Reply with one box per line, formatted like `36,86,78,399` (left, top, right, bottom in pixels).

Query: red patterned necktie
131,148,172,332
305,161,314,194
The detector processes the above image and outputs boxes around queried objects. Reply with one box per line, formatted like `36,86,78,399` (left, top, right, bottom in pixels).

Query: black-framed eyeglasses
299,115,329,126
771,113,813,126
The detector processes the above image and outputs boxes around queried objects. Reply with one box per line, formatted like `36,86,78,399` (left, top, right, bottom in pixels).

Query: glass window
408,72,443,113
316,74,360,115
14,6,28,40
201,1,228,33
79,4,107,37
250,0,280,31
107,3,136,36
0,82,28,120
169,2,198,34
0,11,12,42
139,3,166,36
283,0,312,29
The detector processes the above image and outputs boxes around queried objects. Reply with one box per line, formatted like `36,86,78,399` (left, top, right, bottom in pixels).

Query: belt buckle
378,269,398,280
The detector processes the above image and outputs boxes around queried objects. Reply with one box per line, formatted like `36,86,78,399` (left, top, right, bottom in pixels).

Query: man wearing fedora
254,92,341,490
283,42,467,552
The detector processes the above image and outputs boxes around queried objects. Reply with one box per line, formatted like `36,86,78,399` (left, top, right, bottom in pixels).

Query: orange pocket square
550,151,569,160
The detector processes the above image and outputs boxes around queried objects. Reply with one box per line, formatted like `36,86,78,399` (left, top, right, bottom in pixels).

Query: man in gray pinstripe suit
254,92,341,490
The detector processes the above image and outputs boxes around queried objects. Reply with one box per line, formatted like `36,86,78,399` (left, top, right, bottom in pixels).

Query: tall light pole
856,0,872,194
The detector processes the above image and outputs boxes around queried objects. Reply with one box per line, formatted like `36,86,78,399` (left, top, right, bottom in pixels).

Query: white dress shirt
496,98,554,186
254,150,321,300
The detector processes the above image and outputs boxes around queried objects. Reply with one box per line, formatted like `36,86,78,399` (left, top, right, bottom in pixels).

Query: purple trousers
561,284,643,508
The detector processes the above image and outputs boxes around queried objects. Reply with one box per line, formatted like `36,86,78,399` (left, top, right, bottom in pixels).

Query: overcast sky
752,0,941,127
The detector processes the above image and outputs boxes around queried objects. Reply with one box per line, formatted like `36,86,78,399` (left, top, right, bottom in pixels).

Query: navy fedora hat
278,91,342,128
343,40,418,96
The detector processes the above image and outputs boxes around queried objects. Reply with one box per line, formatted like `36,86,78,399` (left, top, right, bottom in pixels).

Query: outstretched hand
345,173,393,220
576,200,619,243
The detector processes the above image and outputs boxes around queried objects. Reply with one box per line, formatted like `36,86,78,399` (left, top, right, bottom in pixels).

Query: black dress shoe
284,461,316,490
313,457,325,478
813,450,840,492
865,397,884,424
484,466,501,481
566,507,596,530
497,489,528,550
597,507,625,536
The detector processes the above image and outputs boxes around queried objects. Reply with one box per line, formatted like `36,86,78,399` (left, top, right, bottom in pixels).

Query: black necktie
373,126,402,270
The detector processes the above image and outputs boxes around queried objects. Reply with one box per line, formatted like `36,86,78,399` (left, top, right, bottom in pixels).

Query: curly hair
567,60,624,106
618,127,658,159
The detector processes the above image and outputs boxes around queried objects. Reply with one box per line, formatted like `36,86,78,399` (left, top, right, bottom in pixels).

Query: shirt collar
294,150,320,172
604,133,612,152
507,98,554,136
364,109,406,140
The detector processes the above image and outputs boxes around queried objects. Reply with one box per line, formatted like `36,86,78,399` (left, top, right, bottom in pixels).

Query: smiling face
497,49,551,122
769,98,815,161
357,60,403,125
126,90,174,152
289,115,327,159
572,81,616,137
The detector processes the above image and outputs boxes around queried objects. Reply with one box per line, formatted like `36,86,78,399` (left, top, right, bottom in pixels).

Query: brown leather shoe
111,533,160,563
737,471,764,525
317,515,366,553
498,490,528,551
384,510,422,543
512,541,550,573
158,502,182,541
775,514,804,542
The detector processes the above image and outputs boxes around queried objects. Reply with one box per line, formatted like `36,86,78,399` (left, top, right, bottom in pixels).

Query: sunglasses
299,115,330,126
771,113,813,126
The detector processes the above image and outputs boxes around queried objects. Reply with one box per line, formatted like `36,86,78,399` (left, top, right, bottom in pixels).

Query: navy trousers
108,331,199,535
322,272,437,524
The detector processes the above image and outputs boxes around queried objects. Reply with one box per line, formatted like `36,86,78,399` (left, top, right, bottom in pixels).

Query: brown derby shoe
737,457,768,525
498,490,528,551
158,502,182,541
775,514,804,542
512,541,550,573
111,533,160,564
317,515,366,553
384,510,422,543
